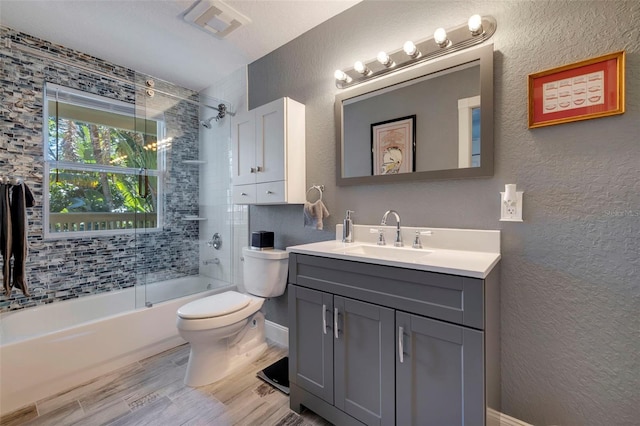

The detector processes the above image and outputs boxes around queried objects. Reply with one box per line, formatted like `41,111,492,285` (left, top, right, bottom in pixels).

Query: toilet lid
177,291,251,319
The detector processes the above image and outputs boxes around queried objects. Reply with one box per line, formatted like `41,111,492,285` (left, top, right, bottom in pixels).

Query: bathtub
0,276,233,416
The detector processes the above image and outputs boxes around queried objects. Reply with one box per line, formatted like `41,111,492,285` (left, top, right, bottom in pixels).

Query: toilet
176,247,289,387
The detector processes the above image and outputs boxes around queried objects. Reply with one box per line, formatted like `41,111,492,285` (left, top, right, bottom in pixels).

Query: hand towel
10,183,34,296
304,200,330,230
1,184,12,295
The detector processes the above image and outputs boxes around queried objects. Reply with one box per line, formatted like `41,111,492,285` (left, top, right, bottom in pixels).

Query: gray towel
1,183,34,296
304,200,330,230
10,183,34,296
0,184,12,295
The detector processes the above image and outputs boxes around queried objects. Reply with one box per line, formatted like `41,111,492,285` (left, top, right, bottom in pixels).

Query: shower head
200,103,232,129
200,117,215,129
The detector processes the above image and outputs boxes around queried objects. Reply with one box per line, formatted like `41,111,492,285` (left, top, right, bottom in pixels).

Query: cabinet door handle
322,304,327,334
334,308,339,339
250,167,256,173
398,326,404,364
240,192,248,196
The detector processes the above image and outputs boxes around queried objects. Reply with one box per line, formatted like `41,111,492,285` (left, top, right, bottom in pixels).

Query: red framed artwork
528,51,625,128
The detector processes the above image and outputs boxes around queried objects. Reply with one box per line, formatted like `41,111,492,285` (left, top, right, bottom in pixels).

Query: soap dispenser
342,210,354,243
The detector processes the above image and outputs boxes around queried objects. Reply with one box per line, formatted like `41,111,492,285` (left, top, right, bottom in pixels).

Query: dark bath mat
257,356,289,395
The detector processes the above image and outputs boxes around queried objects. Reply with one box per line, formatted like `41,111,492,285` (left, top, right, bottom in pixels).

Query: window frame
43,83,166,239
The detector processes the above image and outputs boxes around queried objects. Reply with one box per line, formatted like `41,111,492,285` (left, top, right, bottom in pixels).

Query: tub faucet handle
207,233,222,250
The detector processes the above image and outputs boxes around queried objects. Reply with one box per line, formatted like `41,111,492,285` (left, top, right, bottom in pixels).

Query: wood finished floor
1,343,331,426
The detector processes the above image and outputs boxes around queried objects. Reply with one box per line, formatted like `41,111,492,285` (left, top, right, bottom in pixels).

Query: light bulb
354,61,369,75
334,69,350,82
377,51,393,67
403,40,418,57
434,28,448,47
468,14,483,35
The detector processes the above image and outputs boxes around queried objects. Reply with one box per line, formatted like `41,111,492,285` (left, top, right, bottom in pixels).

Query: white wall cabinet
231,97,305,204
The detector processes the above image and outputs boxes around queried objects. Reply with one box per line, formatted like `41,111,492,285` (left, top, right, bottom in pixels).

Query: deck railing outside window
49,212,157,232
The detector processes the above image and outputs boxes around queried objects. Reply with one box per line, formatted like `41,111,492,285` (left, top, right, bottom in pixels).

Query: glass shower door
135,76,206,307
132,89,165,309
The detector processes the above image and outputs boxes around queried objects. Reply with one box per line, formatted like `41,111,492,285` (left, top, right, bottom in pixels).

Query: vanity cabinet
231,97,305,205
288,253,500,426
289,286,395,426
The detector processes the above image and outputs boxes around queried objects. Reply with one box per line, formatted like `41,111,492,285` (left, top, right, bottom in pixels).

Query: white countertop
287,225,501,279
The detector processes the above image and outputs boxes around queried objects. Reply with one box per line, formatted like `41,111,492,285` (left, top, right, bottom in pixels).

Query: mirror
336,44,494,185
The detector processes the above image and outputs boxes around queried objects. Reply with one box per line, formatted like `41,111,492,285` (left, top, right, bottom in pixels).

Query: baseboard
487,408,533,426
265,320,288,347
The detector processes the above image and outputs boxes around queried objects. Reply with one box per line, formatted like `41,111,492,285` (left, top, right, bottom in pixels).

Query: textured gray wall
247,1,640,425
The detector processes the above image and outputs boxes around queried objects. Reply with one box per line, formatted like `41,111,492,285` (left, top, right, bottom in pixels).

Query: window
457,95,481,168
44,83,165,237
471,107,481,168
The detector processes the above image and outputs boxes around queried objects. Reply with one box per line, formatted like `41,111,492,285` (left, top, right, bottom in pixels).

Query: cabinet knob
241,192,248,196
266,190,273,195
250,167,256,173
256,166,263,172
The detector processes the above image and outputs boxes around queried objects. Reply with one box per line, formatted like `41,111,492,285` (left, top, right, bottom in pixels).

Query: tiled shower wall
0,26,201,312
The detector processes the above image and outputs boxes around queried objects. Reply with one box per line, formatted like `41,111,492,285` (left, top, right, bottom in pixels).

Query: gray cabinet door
289,285,334,404
396,312,484,426
334,296,395,426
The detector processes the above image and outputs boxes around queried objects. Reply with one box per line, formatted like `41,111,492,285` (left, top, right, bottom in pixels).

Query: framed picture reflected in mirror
371,115,416,175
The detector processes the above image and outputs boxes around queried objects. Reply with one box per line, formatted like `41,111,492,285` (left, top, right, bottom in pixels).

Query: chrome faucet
381,210,402,247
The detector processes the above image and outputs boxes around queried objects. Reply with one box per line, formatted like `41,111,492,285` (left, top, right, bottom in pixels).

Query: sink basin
332,244,432,262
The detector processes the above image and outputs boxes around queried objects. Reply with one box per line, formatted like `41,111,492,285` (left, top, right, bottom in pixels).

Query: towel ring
306,185,324,202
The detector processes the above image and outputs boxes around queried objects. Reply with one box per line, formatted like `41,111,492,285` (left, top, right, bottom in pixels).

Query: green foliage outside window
48,117,158,214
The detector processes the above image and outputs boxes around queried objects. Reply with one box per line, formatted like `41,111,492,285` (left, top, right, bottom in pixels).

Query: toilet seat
177,291,251,319
176,292,265,332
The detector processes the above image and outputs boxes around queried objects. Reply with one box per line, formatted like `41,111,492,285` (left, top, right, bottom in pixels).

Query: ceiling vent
181,0,251,39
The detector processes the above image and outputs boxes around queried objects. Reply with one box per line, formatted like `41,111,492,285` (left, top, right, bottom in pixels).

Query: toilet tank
242,247,289,298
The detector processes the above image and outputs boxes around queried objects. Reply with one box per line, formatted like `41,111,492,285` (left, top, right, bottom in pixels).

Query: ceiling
0,0,360,92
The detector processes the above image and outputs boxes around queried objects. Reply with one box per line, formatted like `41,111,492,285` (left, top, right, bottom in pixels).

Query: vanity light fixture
377,51,395,67
334,15,496,89
433,28,450,48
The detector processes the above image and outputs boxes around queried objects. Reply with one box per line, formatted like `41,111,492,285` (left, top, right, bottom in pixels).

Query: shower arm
200,104,236,128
